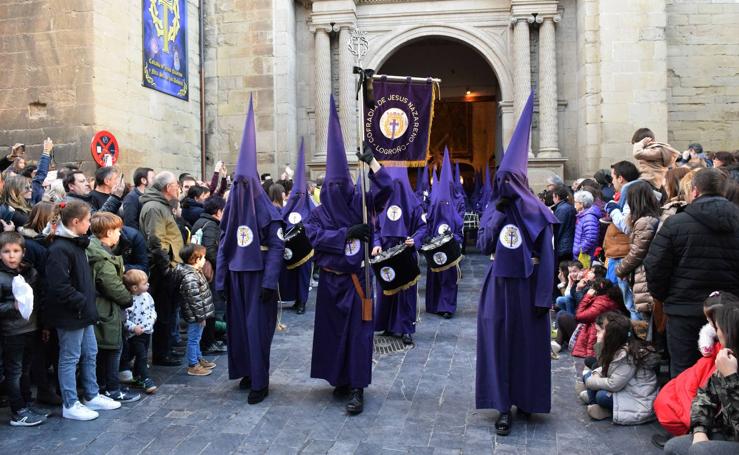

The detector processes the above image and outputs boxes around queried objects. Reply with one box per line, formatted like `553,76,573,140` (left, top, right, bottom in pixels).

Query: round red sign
90,130,119,167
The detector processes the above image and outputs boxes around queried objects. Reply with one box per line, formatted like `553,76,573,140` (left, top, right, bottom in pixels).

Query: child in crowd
571,278,628,358
664,301,739,454
45,200,121,420
630,127,680,195
88,212,139,403
175,244,216,376
0,232,45,426
555,260,584,316
582,313,659,423
122,269,158,394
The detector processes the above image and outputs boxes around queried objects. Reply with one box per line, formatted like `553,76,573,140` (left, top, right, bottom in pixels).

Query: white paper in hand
12,275,34,320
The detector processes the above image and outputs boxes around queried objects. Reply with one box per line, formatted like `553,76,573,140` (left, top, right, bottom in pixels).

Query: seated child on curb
175,244,216,377
582,312,659,425
122,269,158,393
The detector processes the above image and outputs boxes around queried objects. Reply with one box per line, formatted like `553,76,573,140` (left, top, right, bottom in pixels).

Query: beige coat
633,141,680,190
616,216,659,315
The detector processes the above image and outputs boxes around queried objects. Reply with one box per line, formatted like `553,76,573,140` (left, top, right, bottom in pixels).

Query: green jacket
691,372,739,441
139,187,183,265
87,237,132,350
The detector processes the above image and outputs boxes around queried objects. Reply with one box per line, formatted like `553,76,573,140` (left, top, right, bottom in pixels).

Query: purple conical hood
380,166,420,239
482,90,557,249
427,147,463,237
217,96,282,281
319,95,359,228
283,138,313,226
497,92,533,176
324,96,351,188
234,95,259,180
431,147,454,205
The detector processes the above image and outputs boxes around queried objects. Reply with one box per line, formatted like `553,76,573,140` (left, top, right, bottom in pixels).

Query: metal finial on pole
347,26,374,321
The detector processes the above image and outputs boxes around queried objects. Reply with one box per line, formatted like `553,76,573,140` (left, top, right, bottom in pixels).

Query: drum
370,243,421,296
463,212,480,232
420,233,463,272
283,224,313,270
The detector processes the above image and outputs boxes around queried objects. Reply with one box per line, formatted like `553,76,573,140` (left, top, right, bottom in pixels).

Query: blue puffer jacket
573,205,602,260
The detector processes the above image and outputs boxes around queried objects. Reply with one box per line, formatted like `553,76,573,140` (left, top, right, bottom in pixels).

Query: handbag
568,323,585,352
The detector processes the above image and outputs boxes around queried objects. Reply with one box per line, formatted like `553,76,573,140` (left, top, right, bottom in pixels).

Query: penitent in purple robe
373,167,427,335
304,97,393,389
278,139,315,305
475,93,558,414
216,97,284,391
424,148,464,315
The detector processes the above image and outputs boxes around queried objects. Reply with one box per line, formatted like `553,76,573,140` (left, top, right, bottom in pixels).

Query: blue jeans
556,295,576,316
583,371,613,409
607,258,640,320
57,326,99,408
187,323,204,367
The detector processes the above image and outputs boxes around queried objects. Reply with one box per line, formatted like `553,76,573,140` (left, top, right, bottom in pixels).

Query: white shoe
551,340,561,354
579,390,591,405
62,401,99,421
83,394,122,411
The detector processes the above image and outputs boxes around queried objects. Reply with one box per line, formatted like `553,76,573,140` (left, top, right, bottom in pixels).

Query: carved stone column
313,26,331,160
338,26,356,154
538,15,562,158
511,15,534,157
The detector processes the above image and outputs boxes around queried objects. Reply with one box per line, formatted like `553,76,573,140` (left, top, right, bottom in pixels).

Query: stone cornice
511,0,559,18
311,0,357,30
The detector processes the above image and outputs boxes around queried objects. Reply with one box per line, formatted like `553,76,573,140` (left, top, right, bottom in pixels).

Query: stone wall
93,0,202,177
0,0,95,165
204,0,280,177
666,0,739,153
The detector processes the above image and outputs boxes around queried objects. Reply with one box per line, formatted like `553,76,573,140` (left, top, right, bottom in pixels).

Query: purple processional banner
364,78,437,167
143,0,189,100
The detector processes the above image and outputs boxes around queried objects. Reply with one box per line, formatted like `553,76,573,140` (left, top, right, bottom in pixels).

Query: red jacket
571,293,622,358
654,342,720,436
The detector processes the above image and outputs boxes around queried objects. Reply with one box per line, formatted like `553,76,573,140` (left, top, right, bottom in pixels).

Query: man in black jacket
63,170,125,214
551,184,576,264
122,167,154,230
645,168,739,377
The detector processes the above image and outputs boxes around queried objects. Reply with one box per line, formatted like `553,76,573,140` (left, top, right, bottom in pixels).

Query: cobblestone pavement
0,252,663,454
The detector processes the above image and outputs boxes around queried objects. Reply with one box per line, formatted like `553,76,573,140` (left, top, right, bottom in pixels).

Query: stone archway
365,24,513,105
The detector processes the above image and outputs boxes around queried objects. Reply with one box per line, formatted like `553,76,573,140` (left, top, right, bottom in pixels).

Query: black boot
495,412,512,436
346,388,364,415
401,334,413,345
293,302,306,315
238,377,252,390
247,387,268,404
651,432,672,449
441,312,453,319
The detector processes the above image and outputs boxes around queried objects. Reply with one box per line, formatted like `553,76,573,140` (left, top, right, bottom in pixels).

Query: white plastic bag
12,275,34,320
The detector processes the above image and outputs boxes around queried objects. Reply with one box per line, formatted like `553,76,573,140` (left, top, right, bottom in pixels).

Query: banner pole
348,27,374,322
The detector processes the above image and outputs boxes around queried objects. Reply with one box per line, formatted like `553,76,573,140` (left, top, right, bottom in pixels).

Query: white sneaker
62,401,99,421
551,340,561,354
83,394,122,411
579,390,591,405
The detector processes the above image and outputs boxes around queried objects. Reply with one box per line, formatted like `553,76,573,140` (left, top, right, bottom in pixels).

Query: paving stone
0,253,665,454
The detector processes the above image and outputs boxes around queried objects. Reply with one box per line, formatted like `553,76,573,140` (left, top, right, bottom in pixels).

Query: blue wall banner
364,78,438,167
143,0,188,100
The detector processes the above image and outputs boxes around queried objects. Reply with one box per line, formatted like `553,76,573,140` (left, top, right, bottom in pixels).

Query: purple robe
475,91,557,413
373,168,427,334
216,96,285,390
425,148,463,315
304,168,393,388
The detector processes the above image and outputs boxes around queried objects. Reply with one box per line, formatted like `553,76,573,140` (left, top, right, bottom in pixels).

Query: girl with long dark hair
616,180,661,322
583,312,660,424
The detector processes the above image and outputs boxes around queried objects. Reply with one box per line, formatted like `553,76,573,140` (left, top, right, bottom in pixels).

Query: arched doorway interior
378,37,501,195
